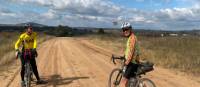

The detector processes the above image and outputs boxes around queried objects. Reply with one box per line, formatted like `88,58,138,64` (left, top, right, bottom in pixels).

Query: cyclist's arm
125,36,136,65
15,35,23,51
33,32,37,49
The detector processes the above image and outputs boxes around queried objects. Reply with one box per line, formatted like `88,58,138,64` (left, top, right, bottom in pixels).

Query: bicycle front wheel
25,63,31,87
108,68,123,87
138,78,156,87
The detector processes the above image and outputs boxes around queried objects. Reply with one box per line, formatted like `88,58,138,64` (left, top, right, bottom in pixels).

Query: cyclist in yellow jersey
15,31,37,50
120,22,141,87
15,26,46,86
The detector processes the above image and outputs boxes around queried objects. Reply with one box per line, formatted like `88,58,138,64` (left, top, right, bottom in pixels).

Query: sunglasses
28,27,33,29
122,28,130,32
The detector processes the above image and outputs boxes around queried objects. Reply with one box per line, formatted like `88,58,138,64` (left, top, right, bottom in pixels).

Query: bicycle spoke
140,78,156,87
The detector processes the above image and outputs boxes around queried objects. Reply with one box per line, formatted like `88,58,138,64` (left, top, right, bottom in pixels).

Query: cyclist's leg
120,78,128,87
120,63,133,87
20,55,25,81
30,58,40,80
130,63,139,77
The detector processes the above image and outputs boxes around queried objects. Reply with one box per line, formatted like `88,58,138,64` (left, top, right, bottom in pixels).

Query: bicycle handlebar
111,54,126,65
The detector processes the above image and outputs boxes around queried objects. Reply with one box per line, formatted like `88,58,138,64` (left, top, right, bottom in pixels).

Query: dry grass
0,32,20,66
85,34,200,76
139,36,200,76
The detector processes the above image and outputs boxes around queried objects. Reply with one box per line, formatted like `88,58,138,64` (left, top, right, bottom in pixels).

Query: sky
0,0,200,30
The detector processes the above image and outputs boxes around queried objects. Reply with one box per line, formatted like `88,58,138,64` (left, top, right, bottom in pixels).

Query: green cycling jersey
124,33,140,64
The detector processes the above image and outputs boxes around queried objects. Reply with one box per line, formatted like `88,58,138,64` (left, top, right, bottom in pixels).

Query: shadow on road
32,74,89,87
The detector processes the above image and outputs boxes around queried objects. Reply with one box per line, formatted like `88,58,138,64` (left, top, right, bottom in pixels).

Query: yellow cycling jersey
125,33,140,64
15,32,37,50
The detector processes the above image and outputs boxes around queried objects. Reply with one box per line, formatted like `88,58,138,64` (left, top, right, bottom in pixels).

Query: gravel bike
108,55,156,87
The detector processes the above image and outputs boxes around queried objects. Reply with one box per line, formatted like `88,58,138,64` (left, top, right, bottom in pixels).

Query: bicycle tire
127,78,138,87
108,68,123,87
25,63,31,87
138,78,156,87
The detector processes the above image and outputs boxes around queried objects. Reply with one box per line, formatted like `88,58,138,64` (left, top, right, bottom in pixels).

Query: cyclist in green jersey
120,22,141,87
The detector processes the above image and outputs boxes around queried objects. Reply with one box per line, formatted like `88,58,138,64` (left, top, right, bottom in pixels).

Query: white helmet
121,22,132,29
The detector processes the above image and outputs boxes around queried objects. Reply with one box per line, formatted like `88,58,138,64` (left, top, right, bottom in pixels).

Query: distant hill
0,22,47,27
0,22,50,32
0,24,15,26
15,22,47,27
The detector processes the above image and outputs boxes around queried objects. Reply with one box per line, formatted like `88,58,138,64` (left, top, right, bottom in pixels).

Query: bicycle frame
110,55,144,87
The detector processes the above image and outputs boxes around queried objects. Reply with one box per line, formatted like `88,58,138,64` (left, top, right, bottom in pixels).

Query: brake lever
113,58,116,65
16,52,20,59
111,54,116,65
110,54,113,61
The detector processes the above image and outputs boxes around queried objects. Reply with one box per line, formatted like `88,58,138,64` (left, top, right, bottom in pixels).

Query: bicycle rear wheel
127,78,137,87
108,68,123,87
138,78,156,87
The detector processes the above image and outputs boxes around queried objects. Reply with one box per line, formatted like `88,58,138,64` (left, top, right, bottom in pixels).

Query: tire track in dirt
57,38,84,87
61,38,100,87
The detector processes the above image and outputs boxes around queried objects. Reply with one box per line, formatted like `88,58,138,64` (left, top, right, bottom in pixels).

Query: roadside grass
85,34,200,76
0,32,20,66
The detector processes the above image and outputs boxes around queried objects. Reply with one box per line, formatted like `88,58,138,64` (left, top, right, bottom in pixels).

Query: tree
98,28,105,34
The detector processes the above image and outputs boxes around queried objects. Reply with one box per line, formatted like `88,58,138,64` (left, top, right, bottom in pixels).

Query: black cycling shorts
123,62,138,79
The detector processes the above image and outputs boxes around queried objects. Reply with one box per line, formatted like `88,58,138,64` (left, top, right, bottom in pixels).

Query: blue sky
0,0,200,30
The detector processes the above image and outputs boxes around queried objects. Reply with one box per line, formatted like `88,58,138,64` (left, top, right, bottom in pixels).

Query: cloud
159,8,194,20
6,0,125,27
152,6,200,29
41,9,58,19
0,12,16,17
2,0,200,30
9,0,123,17
116,5,200,29
0,8,16,17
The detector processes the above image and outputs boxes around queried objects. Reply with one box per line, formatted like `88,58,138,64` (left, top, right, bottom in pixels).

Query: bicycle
17,50,34,87
108,55,156,87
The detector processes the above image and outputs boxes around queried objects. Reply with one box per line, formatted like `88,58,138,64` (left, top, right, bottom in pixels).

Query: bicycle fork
114,70,123,85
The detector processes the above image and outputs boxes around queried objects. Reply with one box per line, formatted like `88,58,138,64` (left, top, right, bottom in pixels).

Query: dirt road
1,37,199,87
